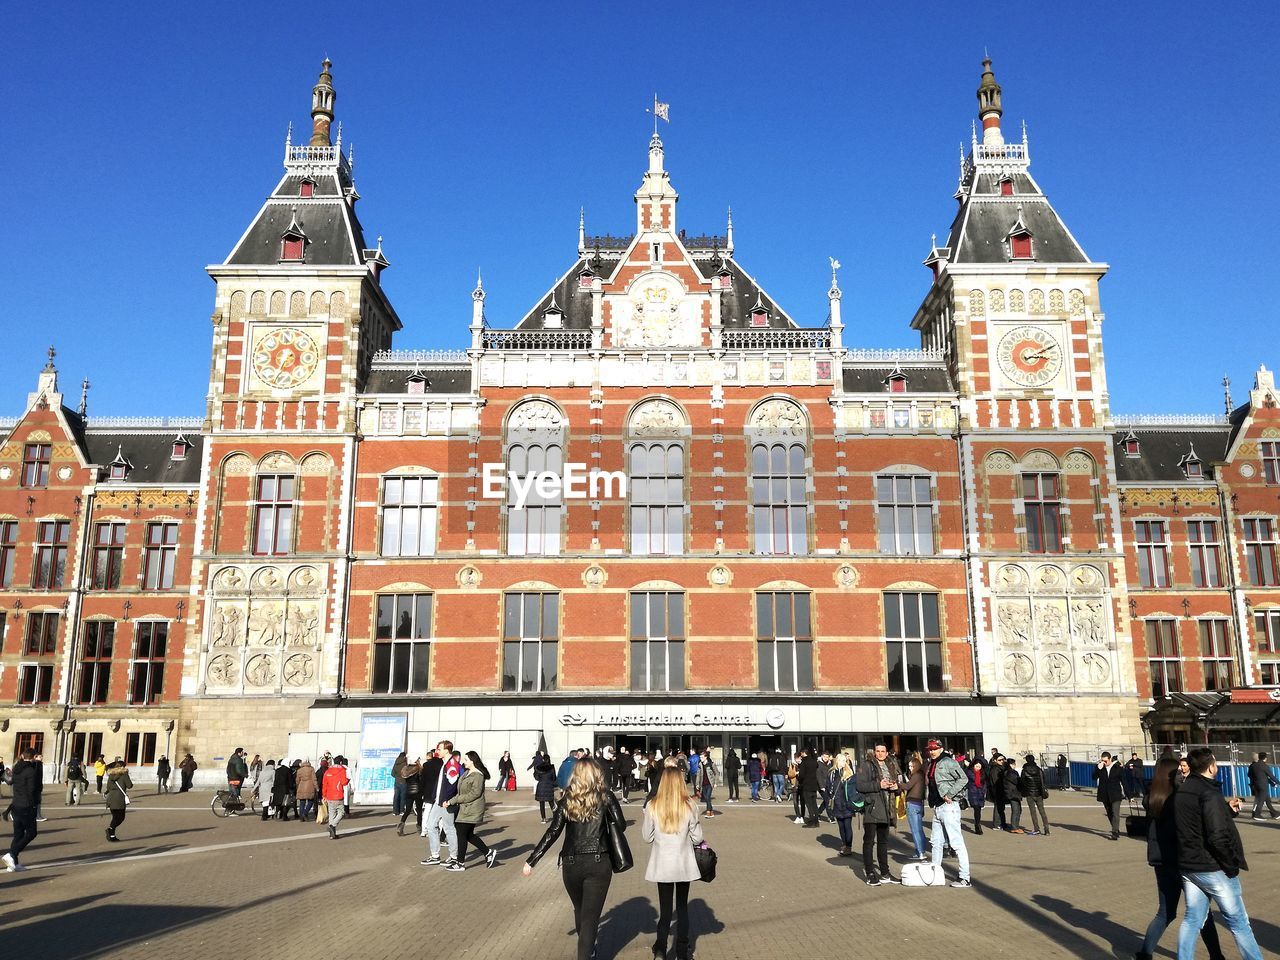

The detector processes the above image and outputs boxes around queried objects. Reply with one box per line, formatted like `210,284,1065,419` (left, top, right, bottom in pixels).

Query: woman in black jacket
1137,758,1223,960
723,748,741,803
523,758,625,960
270,760,294,821
533,755,558,823
496,751,515,791
1001,757,1024,832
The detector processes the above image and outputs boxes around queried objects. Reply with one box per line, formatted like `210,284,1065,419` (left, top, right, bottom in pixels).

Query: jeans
836,815,853,848
771,773,786,799
455,821,491,862
494,773,507,791
930,801,969,881
862,820,889,876
158,775,169,794
563,853,613,960
906,800,926,857
8,807,37,861
1008,798,1022,830
1143,864,1222,959
393,780,408,815
991,797,1006,830
750,779,760,800
424,803,458,859
655,880,691,958
701,781,714,813
65,783,80,806
1025,796,1049,834
298,798,315,822
229,781,241,799
1179,871,1262,960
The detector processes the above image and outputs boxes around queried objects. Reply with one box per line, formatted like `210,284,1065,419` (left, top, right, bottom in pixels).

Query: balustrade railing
722,329,831,350
482,329,593,350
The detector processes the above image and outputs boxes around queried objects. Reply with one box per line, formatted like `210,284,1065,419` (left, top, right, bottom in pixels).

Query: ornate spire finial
578,207,586,254
1223,375,1233,415
44,345,56,371
828,257,842,291
310,58,336,147
473,268,485,302
285,121,293,148
79,378,90,417
977,56,1004,148
725,206,734,254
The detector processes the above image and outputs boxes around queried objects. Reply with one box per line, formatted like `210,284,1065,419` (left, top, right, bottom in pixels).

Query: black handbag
603,798,633,873
694,841,717,883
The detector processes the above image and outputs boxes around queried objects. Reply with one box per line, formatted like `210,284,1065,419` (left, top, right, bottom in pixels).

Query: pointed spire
725,206,734,255
285,121,293,148
1222,376,1233,415
472,268,485,302
977,56,1004,148
828,257,842,300
310,58,336,147
578,207,586,255
78,378,90,418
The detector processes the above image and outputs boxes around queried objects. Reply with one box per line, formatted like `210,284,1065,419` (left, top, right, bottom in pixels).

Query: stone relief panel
202,563,329,695
987,561,1117,694
628,399,686,437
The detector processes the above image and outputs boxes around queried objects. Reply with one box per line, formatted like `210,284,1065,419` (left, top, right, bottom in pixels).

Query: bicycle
211,789,259,818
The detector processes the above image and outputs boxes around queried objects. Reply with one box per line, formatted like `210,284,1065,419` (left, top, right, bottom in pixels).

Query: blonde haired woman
524,758,624,960
643,768,705,960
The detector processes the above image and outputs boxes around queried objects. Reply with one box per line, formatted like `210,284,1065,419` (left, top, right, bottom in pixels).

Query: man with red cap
925,739,972,888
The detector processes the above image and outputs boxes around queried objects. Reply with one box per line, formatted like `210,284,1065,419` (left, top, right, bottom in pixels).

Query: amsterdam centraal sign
559,708,786,729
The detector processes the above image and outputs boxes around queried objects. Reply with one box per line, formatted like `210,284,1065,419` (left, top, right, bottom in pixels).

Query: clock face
252,328,321,390
996,325,1064,388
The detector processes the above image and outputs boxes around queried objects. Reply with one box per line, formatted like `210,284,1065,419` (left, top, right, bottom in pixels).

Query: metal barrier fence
1041,742,1280,798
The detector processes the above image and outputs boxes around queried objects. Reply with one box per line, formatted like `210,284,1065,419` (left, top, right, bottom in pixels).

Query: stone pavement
2,788,1279,960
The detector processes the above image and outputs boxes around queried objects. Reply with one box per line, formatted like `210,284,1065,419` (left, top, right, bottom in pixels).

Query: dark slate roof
843,365,955,394
279,174,342,198
82,432,205,484
516,249,793,331
946,198,1087,264
363,367,473,395
1112,428,1231,483
225,164,369,266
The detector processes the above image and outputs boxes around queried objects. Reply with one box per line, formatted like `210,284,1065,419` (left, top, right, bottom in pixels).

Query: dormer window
1010,232,1033,259
281,235,305,261
107,446,131,481
749,293,769,328
1121,432,1141,458
1181,446,1204,480
999,176,1015,197
171,435,190,460
299,179,315,199
406,372,428,395
578,269,594,290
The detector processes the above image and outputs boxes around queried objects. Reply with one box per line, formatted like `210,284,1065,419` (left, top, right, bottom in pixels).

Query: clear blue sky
3,4,1276,417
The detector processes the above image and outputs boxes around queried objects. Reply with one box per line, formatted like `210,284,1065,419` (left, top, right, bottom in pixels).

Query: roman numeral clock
995,324,1065,389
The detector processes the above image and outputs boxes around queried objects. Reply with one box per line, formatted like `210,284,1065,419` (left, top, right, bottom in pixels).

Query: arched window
506,440,563,556
630,442,684,555
751,438,808,555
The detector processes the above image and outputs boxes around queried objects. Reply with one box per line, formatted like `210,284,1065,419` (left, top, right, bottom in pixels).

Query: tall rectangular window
1255,610,1280,686
505,444,563,557
142,522,179,589
253,475,295,556
77,620,115,705
756,592,813,691
1134,520,1171,588
0,520,16,588
24,612,59,655
502,592,558,692
1198,619,1234,692
32,520,70,588
1023,473,1063,553
70,731,103,765
373,593,432,694
876,475,935,555
629,592,685,691
92,522,126,589
1263,441,1280,486
129,622,168,704
1146,619,1183,700
1244,518,1279,586
21,443,51,488
125,732,158,765
380,476,439,557
629,443,685,556
17,664,54,704
14,733,45,756
751,441,808,556
884,591,944,692
1187,520,1223,589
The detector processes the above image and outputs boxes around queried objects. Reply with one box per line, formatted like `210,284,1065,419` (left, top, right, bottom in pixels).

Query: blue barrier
1064,759,1279,797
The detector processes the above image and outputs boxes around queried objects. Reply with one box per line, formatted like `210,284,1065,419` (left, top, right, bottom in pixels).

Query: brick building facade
3,59,1278,786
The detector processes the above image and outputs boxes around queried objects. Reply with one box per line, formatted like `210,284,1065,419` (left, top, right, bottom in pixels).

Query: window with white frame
1146,619,1182,700
129,621,168,704
1244,517,1279,586
505,443,563,557
1187,520,1223,588
17,664,54,704
1022,473,1063,553
1198,619,1234,691
24,612,59,655
1255,609,1280,686
373,593,432,693
751,441,808,555
630,591,685,691
77,620,114,705
884,591,944,692
0,520,16,588
380,476,439,557
629,443,685,556
1134,520,1171,588
1263,441,1280,486
32,520,70,588
142,522,179,589
92,522,125,589
502,592,558,692
756,592,813,691
876,475,935,555
125,732,158,765
252,475,295,556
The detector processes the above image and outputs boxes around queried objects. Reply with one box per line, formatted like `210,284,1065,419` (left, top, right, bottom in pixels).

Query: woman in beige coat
642,767,705,960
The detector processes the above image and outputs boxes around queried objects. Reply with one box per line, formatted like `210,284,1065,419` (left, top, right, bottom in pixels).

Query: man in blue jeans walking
1174,747,1263,960
925,739,972,888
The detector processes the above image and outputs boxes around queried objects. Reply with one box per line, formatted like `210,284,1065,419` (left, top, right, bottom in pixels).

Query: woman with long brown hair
643,767,704,960
524,757,624,960
1136,756,1224,960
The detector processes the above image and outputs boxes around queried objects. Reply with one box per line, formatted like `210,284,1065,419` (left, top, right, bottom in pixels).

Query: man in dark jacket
855,743,901,885
1019,754,1050,836
2,749,40,872
1092,751,1125,840
1247,752,1279,820
796,746,820,827
988,755,1008,830
1055,753,1070,791
226,747,249,800
1124,752,1146,799
767,748,787,803
723,748,741,803
1174,747,1263,960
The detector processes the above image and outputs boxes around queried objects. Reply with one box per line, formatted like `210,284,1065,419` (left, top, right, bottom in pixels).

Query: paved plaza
2,789,1278,959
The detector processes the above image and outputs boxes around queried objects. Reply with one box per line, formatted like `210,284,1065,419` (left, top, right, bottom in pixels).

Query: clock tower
911,59,1141,748
181,61,401,761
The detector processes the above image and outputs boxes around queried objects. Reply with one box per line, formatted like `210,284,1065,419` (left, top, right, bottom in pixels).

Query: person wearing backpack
830,752,861,856
64,756,86,806
747,752,763,802
767,748,786,803
1019,754,1050,836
